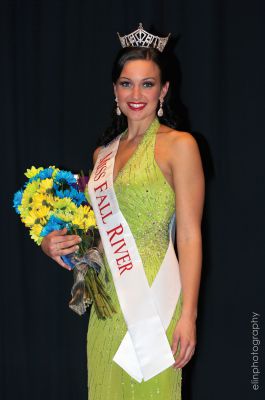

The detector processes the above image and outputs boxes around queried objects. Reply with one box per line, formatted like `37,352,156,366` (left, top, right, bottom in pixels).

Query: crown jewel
117,23,170,53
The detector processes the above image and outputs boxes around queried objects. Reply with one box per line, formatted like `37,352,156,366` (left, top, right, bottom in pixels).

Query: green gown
87,118,183,400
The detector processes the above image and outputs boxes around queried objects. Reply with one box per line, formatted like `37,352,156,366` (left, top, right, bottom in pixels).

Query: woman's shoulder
158,124,198,151
158,125,202,173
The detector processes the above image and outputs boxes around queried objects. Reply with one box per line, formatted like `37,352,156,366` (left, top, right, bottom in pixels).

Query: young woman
41,25,205,400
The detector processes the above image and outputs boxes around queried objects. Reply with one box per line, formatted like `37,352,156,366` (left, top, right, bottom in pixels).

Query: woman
41,25,205,400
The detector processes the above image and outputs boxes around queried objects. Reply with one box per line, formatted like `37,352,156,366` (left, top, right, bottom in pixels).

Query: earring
115,97,121,116
157,98,164,117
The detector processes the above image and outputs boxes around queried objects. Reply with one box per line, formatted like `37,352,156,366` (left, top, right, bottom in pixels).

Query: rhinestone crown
117,23,170,53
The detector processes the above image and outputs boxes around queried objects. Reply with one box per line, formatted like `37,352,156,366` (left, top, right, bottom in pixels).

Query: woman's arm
170,132,205,369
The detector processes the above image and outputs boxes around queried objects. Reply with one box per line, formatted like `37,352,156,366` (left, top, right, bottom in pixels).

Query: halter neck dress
87,117,183,400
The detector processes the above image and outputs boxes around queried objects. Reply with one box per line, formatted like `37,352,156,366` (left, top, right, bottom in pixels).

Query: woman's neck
126,114,157,141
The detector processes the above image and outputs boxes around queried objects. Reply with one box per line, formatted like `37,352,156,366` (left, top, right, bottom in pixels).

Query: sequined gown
87,118,183,400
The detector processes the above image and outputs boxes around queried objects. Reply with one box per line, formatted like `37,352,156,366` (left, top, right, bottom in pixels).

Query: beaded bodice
114,117,175,286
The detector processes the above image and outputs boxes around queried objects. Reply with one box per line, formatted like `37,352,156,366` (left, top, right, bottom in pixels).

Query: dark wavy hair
98,46,189,146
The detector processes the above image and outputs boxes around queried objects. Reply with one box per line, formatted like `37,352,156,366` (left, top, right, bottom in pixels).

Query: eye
143,81,154,88
119,81,131,87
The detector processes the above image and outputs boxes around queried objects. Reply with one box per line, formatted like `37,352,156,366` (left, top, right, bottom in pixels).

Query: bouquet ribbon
68,248,103,316
87,123,182,382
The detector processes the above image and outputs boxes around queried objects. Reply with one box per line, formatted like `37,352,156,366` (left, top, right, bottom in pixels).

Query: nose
131,85,141,99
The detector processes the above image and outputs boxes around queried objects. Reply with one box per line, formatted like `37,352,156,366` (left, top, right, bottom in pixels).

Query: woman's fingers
42,231,80,252
41,228,81,269
52,256,72,271
180,345,195,368
48,227,67,238
50,228,80,243
53,236,81,247
54,227,67,235
50,239,79,256
173,338,188,368
171,316,197,370
57,245,79,256
173,340,196,369
48,228,81,245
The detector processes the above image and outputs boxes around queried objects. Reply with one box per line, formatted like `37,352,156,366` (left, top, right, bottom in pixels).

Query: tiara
117,23,170,53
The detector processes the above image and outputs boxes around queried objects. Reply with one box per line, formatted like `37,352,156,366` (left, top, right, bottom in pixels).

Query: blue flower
13,190,23,214
55,187,86,206
29,167,55,183
73,191,86,206
54,170,76,187
55,189,71,199
40,215,69,237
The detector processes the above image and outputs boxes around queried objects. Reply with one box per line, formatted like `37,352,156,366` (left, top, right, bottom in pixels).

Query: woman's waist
102,233,171,265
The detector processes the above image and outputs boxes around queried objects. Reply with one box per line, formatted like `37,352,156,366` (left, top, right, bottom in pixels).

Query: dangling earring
157,98,164,117
115,97,121,116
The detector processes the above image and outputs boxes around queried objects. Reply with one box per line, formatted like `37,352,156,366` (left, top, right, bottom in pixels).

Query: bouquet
13,166,116,319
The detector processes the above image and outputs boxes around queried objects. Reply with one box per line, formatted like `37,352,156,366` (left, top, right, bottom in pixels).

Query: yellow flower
72,205,96,230
20,194,32,216
53,198,78,223
54,211,73,223
33,205,50,219
53,197,74,210
50,166,60,177
85,208,96,228
32,193,55,209
24,180,40,196
71,214,84,229
19,182,41,218
21,210,38,227
38,178,53,193
24,166,43,179
21,209,47,228
30,224,43,245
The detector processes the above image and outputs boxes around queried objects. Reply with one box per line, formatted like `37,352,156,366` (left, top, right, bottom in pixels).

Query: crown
117,23,170,53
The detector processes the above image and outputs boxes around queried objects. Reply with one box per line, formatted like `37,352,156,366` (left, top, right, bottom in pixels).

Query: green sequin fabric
87,118,183,399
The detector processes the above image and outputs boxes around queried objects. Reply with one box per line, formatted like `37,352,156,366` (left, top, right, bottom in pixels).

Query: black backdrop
1,1,265,399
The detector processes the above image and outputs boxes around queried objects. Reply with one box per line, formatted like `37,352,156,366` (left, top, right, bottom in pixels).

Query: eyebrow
119,76,156,80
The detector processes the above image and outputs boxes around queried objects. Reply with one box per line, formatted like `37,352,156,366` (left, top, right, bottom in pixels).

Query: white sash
87,134,181,382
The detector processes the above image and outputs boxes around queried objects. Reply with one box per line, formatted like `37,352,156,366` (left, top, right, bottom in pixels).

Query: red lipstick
127,102,146,111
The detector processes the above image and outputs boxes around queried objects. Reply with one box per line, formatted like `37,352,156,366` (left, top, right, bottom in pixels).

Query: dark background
1,0,265,399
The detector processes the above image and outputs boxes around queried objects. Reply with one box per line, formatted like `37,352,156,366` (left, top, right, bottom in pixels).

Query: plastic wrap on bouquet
69,262,90,316
64,248,116,319
63,248,102,315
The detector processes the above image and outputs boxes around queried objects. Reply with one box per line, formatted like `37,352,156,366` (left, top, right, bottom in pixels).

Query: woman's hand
40,227,81,271
171,315,197,369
